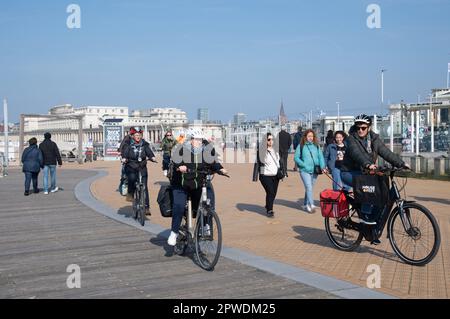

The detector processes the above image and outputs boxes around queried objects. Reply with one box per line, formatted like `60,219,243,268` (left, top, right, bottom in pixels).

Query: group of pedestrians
21,132,62,196
254,114,409,224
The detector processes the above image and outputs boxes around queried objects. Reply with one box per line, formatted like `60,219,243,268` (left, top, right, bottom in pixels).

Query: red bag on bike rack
320,190,349,218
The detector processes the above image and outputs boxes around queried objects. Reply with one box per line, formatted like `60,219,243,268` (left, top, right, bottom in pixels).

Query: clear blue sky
1,0,450,123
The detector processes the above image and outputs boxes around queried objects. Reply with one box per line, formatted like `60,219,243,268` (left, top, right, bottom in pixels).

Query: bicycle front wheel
138,186,146,226
194,209,222,271
388,202,440,266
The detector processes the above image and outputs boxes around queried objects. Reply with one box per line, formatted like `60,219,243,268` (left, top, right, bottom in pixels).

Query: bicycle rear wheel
194,209,222,271
388,202,440,266
325,208,363,251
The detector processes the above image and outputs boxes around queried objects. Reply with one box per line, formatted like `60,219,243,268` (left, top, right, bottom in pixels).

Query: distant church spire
279,99,287,125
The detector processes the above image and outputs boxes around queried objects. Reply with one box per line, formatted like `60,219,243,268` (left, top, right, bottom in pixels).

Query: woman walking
257,133,283,218
21,137,43,196
324,131,348,191
294,129,327,213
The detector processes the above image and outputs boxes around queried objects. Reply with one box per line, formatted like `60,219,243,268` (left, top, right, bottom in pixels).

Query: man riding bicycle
167,128,227,246
121,127,156,216
340,114,410,242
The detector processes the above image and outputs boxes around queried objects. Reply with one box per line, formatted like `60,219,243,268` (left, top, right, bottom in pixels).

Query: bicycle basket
320,190,349,218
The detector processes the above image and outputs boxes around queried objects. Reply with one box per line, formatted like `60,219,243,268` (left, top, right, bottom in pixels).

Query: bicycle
173,168,229,271
324,167,441,266
126,158,157,227
132,169,147,226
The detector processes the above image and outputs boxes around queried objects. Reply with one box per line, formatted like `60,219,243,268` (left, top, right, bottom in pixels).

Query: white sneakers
163,170,168,177
50,187,59,193
302,204,317,213
167,231,178,246
44,191,49,195
302,205,312,213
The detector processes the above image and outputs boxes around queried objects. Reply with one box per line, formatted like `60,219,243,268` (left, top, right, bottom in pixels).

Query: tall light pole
430,94,434,153
336,102,340,131
3,99,8,169
381,69,387,114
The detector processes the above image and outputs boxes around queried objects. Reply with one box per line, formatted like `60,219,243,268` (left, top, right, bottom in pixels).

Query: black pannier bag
157,185,173,218
353,174,389,206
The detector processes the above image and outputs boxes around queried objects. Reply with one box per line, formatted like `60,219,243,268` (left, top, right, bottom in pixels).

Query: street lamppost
336,102,340,131
381,69,387,114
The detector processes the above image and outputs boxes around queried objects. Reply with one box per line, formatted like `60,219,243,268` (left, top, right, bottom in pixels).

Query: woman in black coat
21,137,44,196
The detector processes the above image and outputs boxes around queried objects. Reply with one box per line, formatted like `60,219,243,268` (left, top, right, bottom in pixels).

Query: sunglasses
357,126,368,131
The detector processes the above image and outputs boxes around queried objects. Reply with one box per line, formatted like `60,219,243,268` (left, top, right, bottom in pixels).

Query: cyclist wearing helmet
167,128,227,246
121,127,156,216
341,114,410,228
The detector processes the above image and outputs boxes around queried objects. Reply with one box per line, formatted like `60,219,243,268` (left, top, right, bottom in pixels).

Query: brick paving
75,154,449,299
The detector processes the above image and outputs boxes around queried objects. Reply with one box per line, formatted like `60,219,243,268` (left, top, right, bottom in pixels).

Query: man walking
39,132,62,194
278,127,292,177
292,126,303,172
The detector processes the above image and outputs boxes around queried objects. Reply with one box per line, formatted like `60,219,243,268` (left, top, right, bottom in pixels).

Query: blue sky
1,0,450,123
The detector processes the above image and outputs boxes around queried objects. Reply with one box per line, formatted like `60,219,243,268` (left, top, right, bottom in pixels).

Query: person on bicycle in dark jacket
340,114,410,233
161,131,177,177
167,128,227,246
121,127,156,216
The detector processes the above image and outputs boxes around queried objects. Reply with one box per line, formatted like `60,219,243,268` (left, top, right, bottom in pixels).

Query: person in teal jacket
294,129,327,213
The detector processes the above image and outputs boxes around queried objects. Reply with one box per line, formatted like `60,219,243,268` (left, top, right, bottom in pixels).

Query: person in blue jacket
323,131,349,191
21,137,44,196
294,129,327,213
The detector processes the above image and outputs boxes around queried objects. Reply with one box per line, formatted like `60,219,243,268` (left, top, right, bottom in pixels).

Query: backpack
157,185,173,218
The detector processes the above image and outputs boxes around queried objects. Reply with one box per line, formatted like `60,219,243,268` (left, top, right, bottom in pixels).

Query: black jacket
118,135,131,154
170,140,223,191
341,126,404,172
278,130,292,152
121,139,155,176
39,139,62,166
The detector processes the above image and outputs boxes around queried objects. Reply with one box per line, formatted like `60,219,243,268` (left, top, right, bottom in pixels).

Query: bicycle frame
347,171,416,240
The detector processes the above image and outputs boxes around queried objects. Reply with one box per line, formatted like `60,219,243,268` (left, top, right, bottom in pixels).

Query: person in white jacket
257,133,282,218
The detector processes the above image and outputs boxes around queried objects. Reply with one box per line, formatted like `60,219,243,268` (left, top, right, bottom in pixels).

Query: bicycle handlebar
363,165,411,176
184,168,230,178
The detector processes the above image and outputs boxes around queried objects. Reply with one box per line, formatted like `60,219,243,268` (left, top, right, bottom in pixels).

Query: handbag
306,145,323,175
252,161,260,182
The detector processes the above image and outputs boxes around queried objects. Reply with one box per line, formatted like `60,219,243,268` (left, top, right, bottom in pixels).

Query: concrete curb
74,170,397,300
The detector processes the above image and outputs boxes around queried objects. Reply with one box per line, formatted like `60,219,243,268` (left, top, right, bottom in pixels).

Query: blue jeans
340,170,378,218
43,165,57,192
171,186,215,234
300,171,318,207
24,172,39,192
162,154,171,171
331,167,349,191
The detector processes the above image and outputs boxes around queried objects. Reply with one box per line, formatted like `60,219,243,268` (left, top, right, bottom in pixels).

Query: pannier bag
353,174,389,206
320,190,349,218
157,185,173,218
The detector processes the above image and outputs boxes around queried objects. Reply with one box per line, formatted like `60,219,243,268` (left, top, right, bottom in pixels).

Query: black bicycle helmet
354,114,372,126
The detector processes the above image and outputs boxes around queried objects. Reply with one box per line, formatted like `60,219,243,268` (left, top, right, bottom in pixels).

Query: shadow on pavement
149,234,176,257
236,203,267,216
274,198,319,213
412,196,450,206
292,225,400,263
117,206,134,219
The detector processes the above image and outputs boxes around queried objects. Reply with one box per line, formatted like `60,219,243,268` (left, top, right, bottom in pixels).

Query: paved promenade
88,155,450,299
0,169,339,299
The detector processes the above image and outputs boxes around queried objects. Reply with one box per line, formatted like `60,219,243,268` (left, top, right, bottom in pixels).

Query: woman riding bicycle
340,114,410,231
167,128,227,246
121,127,156,216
